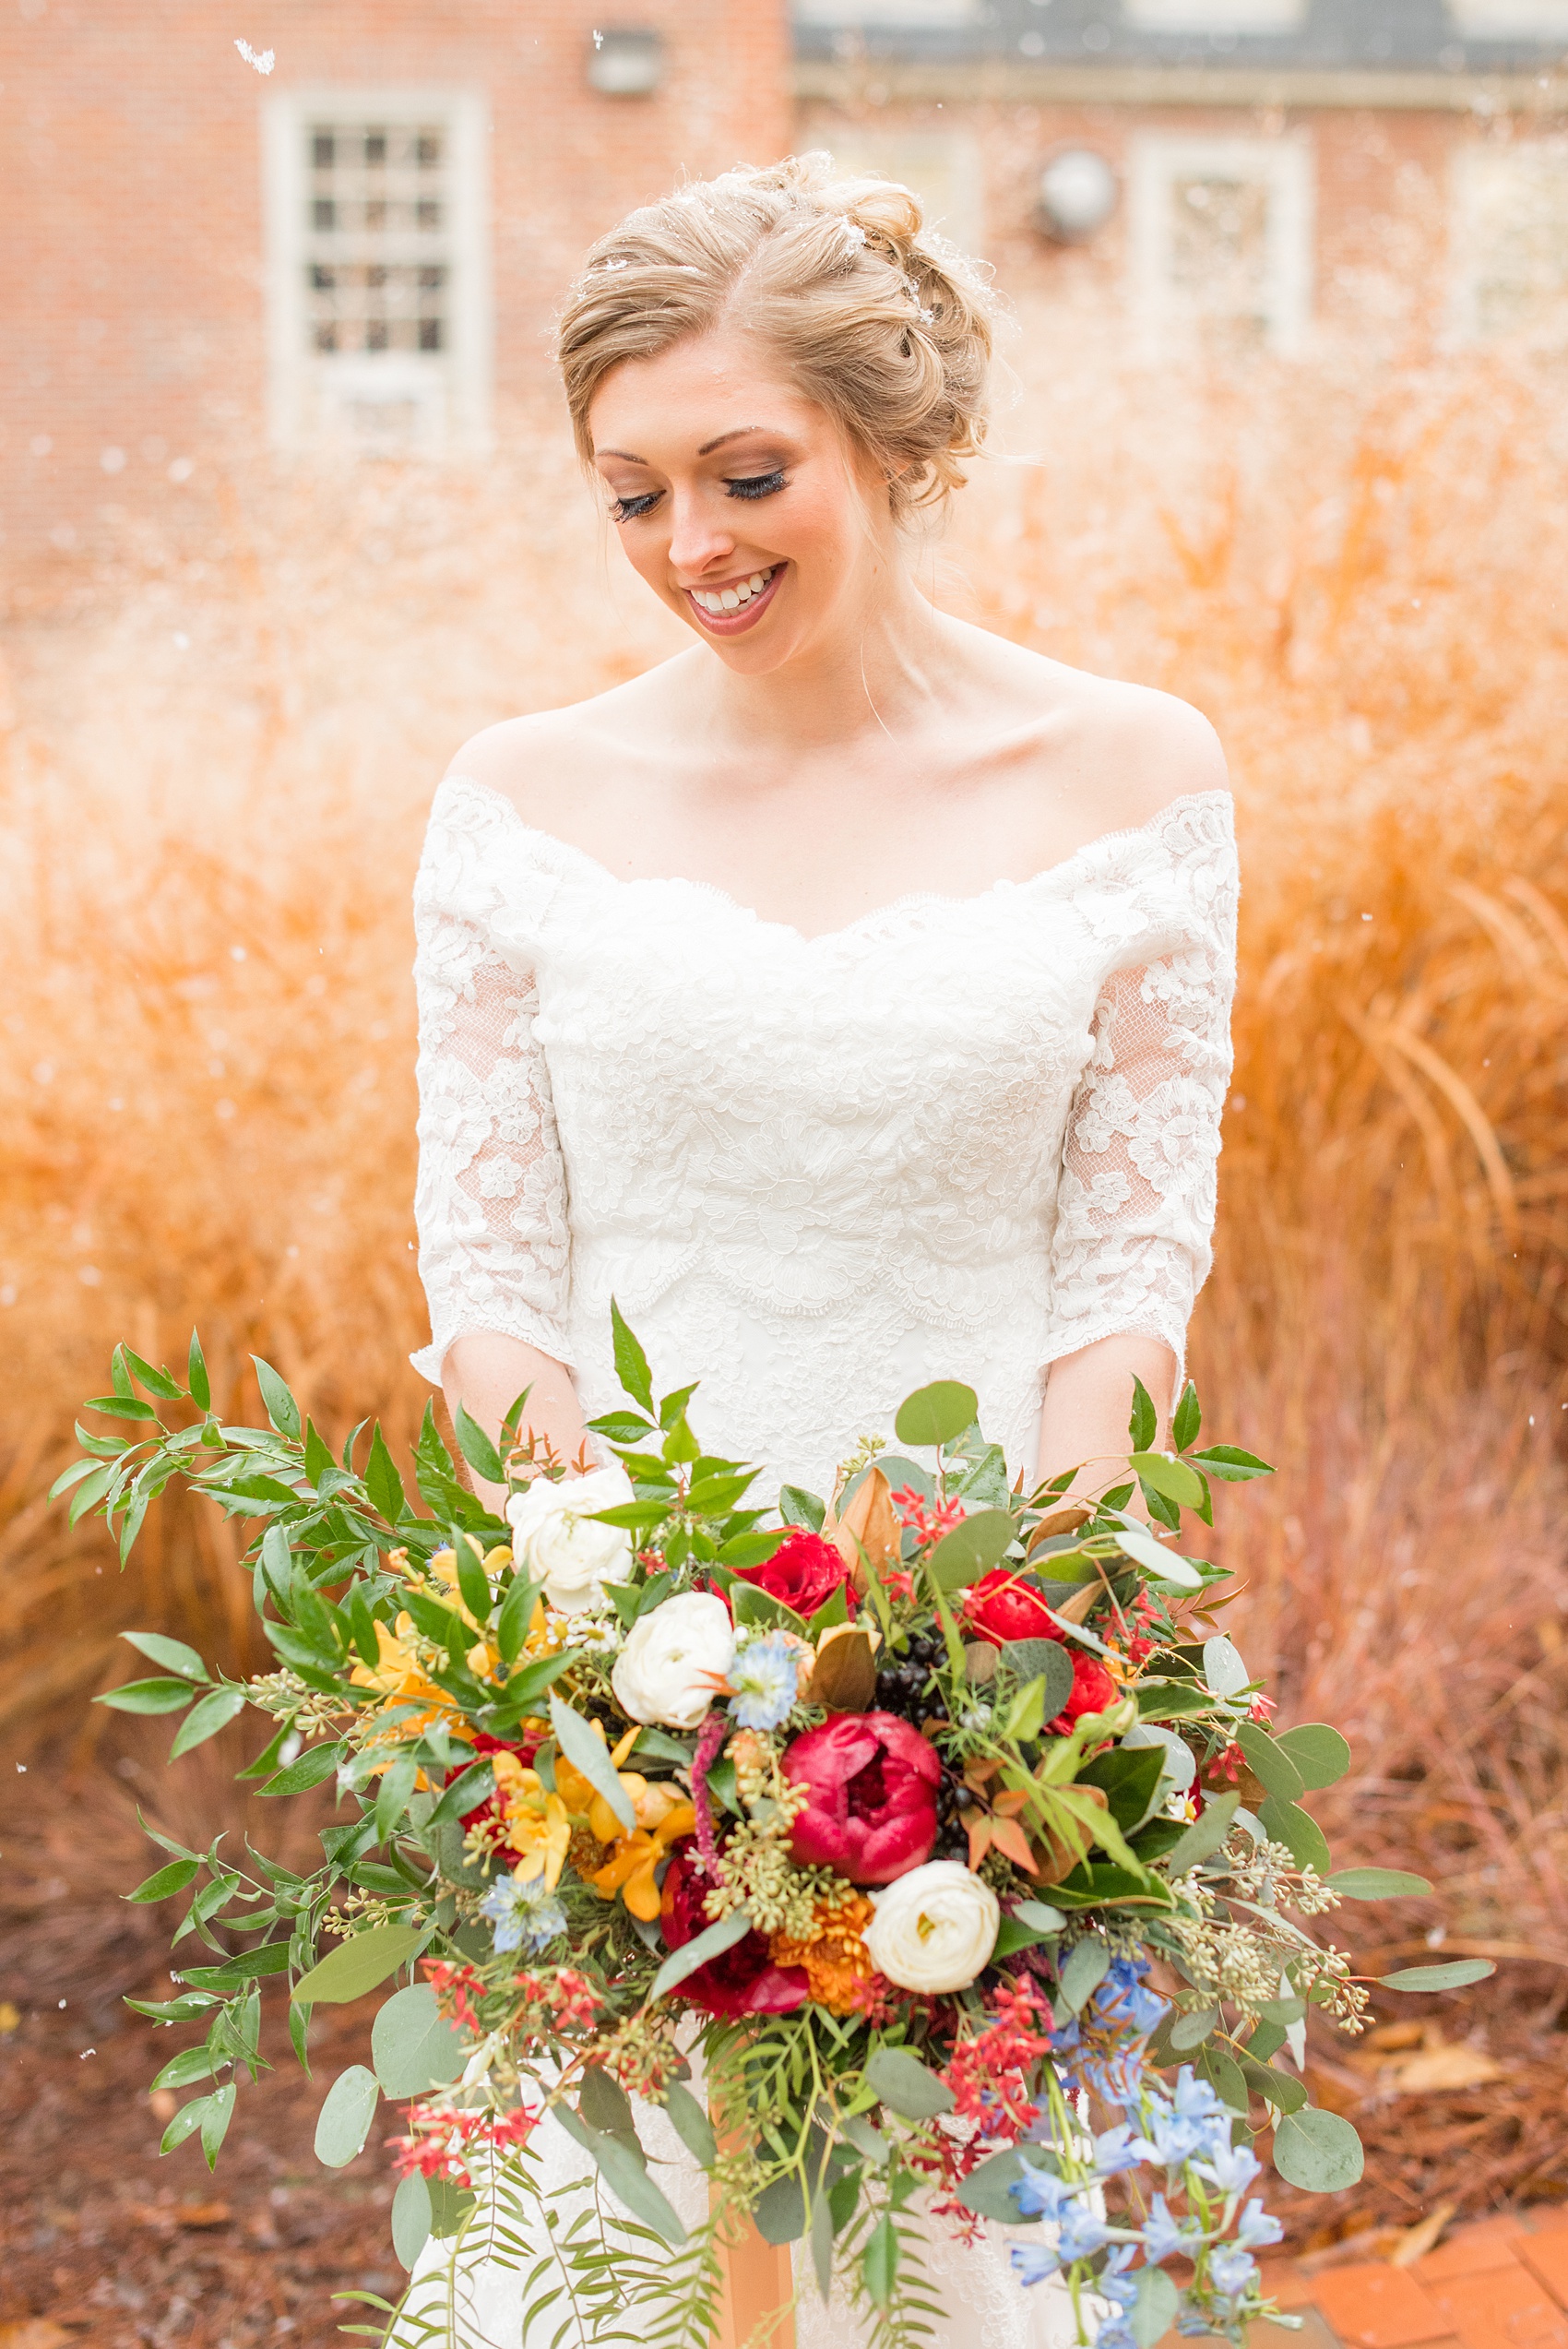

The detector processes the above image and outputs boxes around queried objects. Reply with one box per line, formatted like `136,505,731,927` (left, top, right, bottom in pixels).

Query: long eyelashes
610,471,788,523
611,492,661,523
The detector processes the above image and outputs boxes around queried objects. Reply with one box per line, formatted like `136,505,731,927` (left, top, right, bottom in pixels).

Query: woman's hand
1036,1331,1178,1499
441,1334,588,1510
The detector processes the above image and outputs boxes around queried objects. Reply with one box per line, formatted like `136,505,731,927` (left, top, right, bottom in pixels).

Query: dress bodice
410,773,1238,1498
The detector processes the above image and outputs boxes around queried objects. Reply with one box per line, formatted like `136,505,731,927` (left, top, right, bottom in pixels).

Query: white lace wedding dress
399,771,1238,2349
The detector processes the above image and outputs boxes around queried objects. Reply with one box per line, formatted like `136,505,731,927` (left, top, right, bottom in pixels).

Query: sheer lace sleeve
1042,811,1238,1389
410,793,573,1383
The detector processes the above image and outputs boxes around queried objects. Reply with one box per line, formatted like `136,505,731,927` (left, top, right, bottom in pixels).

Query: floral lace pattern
412,774,1238,1495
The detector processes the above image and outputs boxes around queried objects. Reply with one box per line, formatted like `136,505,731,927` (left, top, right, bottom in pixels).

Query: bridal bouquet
59,1311,1485,2349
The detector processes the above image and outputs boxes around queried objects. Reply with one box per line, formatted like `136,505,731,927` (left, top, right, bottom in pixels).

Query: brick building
4,0,1566,562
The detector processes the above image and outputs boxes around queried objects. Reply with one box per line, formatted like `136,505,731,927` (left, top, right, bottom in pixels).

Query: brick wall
1,0,790,560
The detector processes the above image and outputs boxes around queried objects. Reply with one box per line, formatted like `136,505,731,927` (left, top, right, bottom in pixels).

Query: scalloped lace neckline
443,770,1231,949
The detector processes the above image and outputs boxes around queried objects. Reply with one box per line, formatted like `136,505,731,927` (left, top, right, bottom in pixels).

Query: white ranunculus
864,1861,1001,1996
506,1465,636,1616
611,1592,736,1731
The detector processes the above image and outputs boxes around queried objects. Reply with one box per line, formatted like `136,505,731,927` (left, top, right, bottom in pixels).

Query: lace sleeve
410,831,573,1384
1043,843,1237,1392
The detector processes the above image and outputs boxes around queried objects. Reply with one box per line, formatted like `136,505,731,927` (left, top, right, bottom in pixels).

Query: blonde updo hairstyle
556,153,997,521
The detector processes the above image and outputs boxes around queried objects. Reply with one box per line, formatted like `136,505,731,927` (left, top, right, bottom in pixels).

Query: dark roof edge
793,56,1568,111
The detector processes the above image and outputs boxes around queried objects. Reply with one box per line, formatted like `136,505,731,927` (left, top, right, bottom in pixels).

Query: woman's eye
725,471,787,502
611,491,661,522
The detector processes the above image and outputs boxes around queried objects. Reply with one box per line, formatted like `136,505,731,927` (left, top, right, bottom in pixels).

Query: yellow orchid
587,1798,697,1921
490,1748,573,1891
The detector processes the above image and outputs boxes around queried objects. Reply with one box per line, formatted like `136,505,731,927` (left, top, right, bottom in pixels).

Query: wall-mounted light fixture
587,28,664,96
1037,147,1120,243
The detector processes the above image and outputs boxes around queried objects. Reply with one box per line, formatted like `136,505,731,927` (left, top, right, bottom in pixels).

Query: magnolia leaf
647,1909,754,2002
1330,1868,1432,1901
893,1381,979,1449
371,1984,467,2098
550,1696,635,1832
1379,1959,1496,1992
866,2047,955,2119
315,2065,379,2168
806,1627,879,1712
291,1923,430,2004
1273,2106,1364,2193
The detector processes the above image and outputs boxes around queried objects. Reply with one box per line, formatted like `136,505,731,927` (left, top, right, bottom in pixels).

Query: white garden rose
506,1464,636,1616
611,1592,736,1731
863,1860,1001,1996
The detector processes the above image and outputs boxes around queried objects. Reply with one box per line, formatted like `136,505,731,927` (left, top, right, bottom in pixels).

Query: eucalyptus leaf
584,2126,688,2245
1236,1721,1304,1802
1272,2106,1364,2193
1329,1868,1432,1901
391,2170,433,2270
955,2148,1039,2224
893,1381,980,1449
1160,1792,1240,1876
371,1984,466,2098
1132,2263,1179,2348
865,2047,956,2119
315,2064,379,2168
926,1508,1016,1592
663,2080,718,2167
1275,1723,1352,1789
1202,1635,1250,1699
1378,1959,1496,1992
1058,1937,1111,2013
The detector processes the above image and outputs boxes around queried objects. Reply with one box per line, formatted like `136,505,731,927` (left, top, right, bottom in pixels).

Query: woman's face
588,324,896,674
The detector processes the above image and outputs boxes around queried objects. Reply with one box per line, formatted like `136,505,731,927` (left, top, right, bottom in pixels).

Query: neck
701,551,960,755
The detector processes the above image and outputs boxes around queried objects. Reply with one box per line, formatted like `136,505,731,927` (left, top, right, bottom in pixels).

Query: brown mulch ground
0,1991,397,2349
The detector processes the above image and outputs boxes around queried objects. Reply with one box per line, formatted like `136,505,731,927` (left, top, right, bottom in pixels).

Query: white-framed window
794,0,980,25
1446,0,1568,32
1451,140,1568,343
1123,0,1306,29
809,128,985,259
264,90,491,457
1127,132,1314,355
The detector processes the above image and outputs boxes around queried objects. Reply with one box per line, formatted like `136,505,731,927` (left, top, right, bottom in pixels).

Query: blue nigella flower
480,1870,568,1955
728,1630,802,1732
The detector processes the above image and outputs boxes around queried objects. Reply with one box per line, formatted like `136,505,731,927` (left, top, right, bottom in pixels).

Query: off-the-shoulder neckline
437,771,1233,949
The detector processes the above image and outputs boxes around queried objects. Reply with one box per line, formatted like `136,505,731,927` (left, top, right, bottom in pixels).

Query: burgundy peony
732,1528,858,1621
1056,1650,1118,1727
961,1567,1063,1650
659,1848,809,2018
783,1711,941,1886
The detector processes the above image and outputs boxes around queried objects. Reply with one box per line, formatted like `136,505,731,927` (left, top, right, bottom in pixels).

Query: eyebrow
595,425,784,468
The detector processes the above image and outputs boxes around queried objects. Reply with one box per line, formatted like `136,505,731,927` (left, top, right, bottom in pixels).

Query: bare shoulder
439,658,695,827
1065,670,1229,829
958,623,1229,834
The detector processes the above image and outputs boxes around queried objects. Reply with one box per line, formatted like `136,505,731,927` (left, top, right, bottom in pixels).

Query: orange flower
587,1798,697,1921
769,1894,880,2016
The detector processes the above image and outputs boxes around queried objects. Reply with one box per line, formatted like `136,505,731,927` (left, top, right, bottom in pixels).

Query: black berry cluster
873,1628,945,1723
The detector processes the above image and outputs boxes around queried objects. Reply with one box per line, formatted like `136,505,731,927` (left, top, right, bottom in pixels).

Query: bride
404,154,1235,2349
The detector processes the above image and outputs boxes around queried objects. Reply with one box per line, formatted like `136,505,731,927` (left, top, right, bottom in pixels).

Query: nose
665,489,735,580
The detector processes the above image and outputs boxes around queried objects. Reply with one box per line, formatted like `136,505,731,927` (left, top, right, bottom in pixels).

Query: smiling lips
683,564,783,635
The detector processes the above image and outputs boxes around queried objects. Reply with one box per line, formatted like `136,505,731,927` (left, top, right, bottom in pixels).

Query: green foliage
292,1924,429,2005
315,2064,380,2167
892,1380,978,1449
1272,2107,1364,2192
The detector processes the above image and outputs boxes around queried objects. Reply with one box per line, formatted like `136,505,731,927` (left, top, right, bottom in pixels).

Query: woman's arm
442,1332,588,1508
1035,1330,1175,1495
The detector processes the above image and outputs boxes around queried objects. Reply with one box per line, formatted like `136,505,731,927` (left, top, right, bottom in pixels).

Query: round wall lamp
587,28,664,97
1036,148,1120,244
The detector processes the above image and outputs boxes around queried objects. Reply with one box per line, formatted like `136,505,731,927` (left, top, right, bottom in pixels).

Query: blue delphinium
728,1630,802,1732
1093,1954,1169,2039
480,1870,568,1955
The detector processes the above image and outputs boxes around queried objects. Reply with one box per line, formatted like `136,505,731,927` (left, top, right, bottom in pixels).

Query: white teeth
693,566,775,617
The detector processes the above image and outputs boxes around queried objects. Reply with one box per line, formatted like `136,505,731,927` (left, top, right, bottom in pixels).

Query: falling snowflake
234,38,274,74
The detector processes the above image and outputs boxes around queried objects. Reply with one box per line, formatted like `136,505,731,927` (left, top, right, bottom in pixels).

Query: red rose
659,1848,809,2018
783,1711,940,1885
732,1528,857,1621
1054,1651,1118,1727
962,1568,1063,1650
